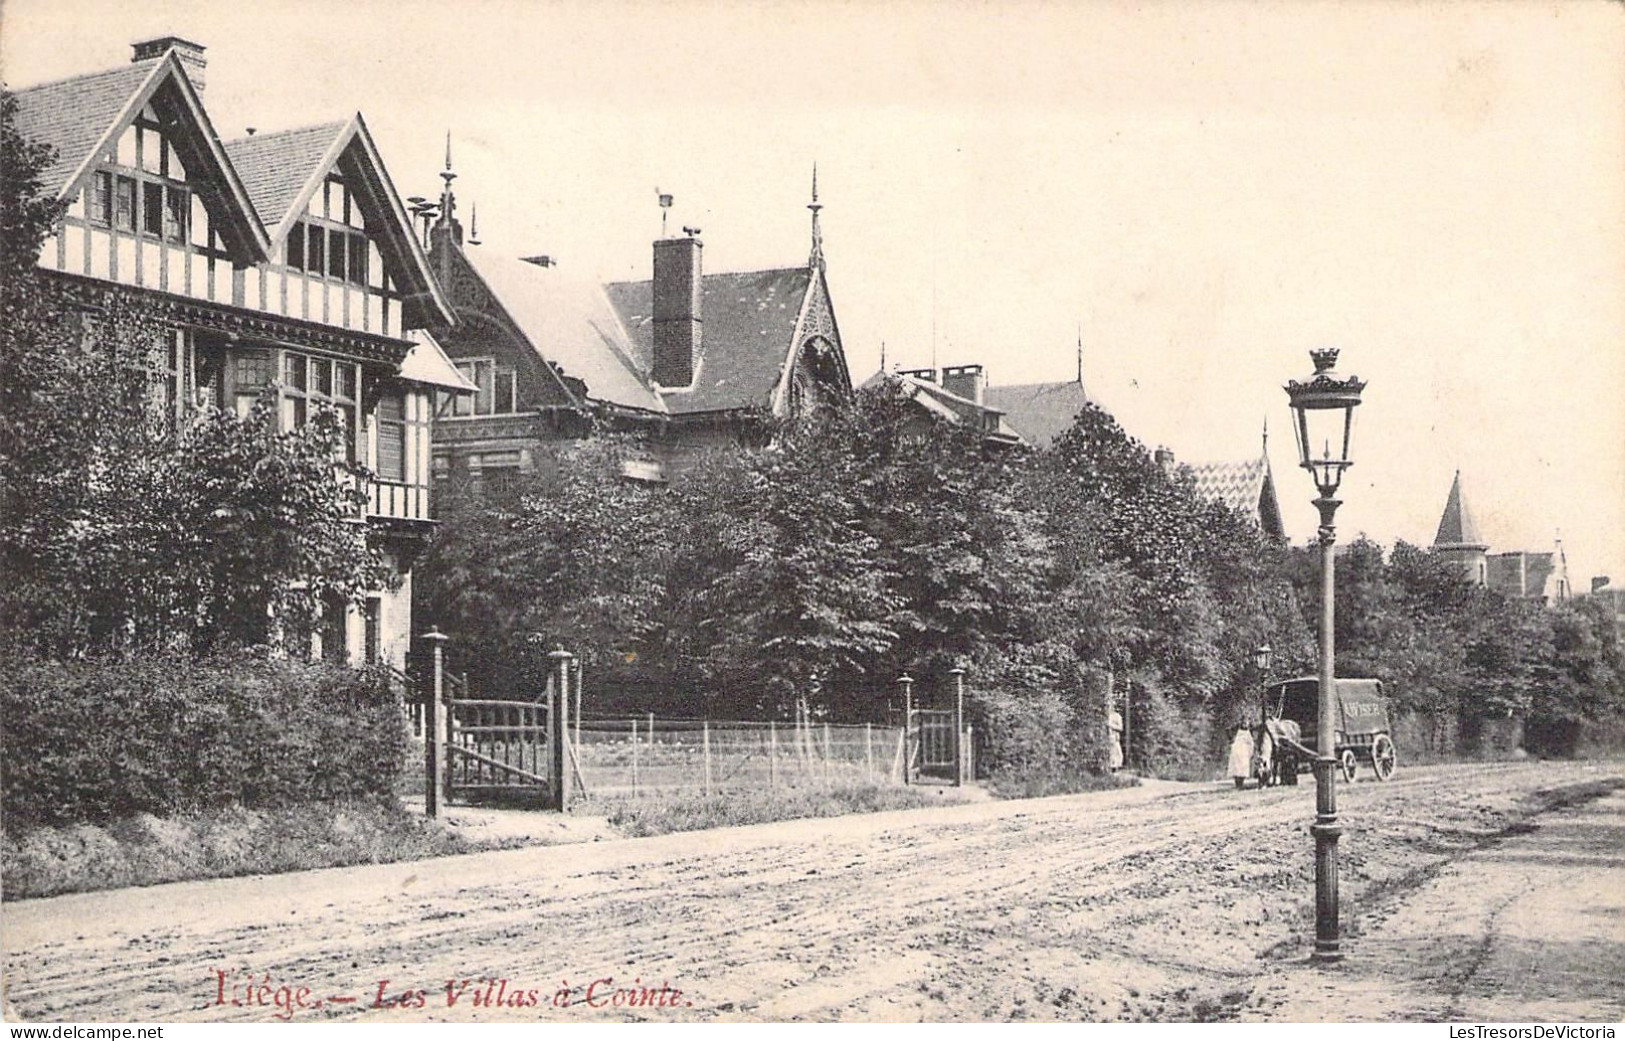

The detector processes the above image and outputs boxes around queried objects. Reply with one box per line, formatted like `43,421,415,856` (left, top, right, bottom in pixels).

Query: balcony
370,479,430,523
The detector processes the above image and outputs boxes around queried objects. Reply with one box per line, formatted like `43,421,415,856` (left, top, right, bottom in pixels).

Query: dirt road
4,760,1621,1023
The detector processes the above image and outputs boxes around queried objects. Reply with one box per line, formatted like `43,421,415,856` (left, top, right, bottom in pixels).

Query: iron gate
911,708,959,781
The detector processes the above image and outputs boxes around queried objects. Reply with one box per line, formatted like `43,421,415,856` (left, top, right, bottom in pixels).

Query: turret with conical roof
1432,470,1488,586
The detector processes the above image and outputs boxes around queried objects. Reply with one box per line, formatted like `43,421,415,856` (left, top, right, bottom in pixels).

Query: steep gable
221,115,450,329
1185,456,1286,542
11,50,268,261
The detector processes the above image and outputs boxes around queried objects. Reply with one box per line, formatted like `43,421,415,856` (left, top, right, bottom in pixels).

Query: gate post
421,628,449,819
549,648,573,812
950,666,966,787
897,673,914,785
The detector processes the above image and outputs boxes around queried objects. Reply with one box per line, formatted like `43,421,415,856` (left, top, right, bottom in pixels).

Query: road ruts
3,759,1619,1023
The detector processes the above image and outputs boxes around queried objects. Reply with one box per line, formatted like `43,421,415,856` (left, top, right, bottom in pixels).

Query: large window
230,351,274,417
451,358,517,417
280,351,361,461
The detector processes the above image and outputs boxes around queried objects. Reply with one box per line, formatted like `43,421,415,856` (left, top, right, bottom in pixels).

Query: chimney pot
131,36,207,92
941,363,985,405
652,236,703,388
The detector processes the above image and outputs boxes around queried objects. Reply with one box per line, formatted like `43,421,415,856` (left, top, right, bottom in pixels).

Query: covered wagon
1253,676,1396,785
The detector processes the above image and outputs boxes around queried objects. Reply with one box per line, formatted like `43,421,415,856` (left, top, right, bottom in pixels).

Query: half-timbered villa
12,36,474,669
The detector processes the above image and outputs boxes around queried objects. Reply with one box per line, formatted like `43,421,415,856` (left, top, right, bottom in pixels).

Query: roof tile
604,267,811,414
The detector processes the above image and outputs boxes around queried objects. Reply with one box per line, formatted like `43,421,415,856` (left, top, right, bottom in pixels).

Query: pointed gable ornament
808,163,825,273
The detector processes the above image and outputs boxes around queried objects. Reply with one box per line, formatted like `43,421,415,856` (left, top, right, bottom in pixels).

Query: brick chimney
898,367,937,383
652,236,702,388
1594,575,1612,594
132,36,206,92
942,364,985,405
1154,446,1176,473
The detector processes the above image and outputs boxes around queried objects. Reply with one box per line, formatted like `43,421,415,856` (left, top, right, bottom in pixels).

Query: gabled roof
11,49,269,260
1185,456,1285,541
222,121,348,228
11,63,151,197
604,267,812,415
400,329,477,391
982,380,1091,449
220,114,451,328
859,371,1026,445
1432,470,1487,549
465,250,665,415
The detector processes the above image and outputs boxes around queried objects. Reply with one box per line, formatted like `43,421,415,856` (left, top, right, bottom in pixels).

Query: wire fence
570,716,906,797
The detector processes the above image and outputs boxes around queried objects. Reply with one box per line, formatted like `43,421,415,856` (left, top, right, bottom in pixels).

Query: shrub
1,651,407,827
1125,675,1215,781
969,649,1121,797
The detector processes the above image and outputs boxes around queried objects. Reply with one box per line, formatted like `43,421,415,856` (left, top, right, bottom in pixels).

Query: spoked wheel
1371,734,1397,781
1339,748,1358,783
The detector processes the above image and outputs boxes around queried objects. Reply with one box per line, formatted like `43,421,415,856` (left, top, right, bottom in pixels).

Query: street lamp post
1284,347,1366,964
1252,641,1274,719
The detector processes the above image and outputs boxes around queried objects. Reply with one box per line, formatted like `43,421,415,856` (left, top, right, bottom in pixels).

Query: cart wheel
1371,734,1397,781
1339,749,1357,783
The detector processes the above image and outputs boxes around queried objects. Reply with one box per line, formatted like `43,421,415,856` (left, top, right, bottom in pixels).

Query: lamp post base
1311,756,1342,964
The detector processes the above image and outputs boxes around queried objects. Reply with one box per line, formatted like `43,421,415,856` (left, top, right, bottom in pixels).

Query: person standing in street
1228,724,1255,789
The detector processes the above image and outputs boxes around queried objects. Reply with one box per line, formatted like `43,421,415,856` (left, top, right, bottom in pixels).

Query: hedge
1,652,408,827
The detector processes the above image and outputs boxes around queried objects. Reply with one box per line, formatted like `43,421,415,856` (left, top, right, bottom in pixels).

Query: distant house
1182,454,1286,544
1488,549,1570,603
982,378,1091,450
11,36,471,668
424,169,853,491
1428,471,1570,602
857,365,1025,448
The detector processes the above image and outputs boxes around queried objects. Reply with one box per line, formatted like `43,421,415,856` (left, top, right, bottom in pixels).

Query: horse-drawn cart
1252,676,1396,786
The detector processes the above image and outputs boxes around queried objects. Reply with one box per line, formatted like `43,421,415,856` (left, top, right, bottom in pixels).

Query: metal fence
570,716,906,797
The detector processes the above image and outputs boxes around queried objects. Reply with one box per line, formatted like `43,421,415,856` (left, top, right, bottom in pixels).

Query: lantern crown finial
1310,348,1340,374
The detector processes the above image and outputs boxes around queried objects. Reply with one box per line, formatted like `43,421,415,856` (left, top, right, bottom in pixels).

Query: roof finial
468,201,480,246
879,339,887,372
1076,322,1083,385
807,162,824,273
1262,414,1268,452
438,130,457,226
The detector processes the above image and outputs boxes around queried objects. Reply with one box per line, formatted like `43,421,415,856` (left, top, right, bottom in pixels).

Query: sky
4,0,1623,585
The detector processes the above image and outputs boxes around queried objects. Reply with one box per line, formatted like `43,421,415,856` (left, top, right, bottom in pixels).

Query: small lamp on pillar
1283,347,1366,964
1252,641,1274,729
